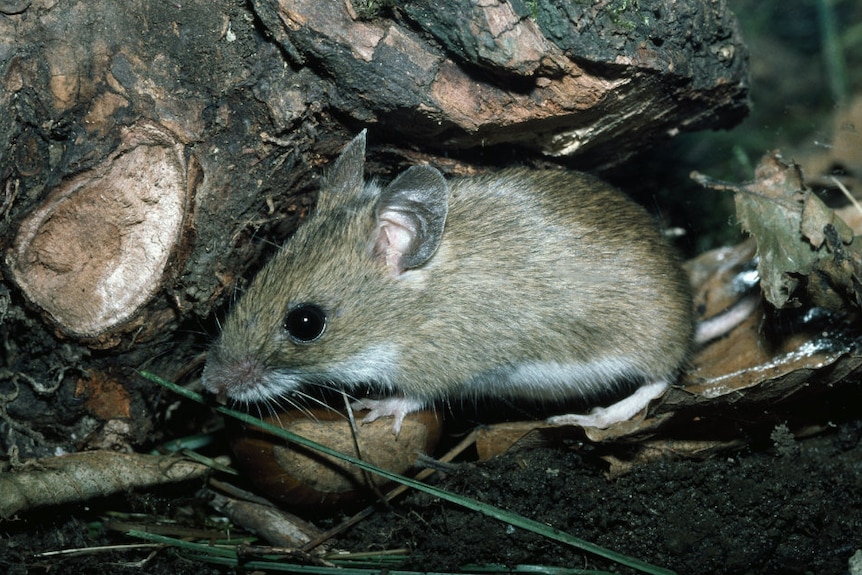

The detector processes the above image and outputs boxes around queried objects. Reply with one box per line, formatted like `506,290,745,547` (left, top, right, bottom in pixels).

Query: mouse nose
202,353,267,400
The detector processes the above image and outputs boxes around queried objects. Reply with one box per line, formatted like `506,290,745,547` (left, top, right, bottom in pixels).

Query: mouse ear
319,130,367,209
374,165,448,275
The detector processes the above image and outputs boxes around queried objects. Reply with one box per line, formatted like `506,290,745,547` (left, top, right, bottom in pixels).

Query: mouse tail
694,292,760,345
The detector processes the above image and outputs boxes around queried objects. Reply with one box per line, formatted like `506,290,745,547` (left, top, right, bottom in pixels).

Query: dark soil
333,420,862,574
3,403,862,575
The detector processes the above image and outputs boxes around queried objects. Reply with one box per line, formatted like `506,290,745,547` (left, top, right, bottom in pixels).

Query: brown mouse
202,131,695,433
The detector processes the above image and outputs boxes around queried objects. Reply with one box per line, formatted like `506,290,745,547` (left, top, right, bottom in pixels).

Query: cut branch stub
6,122,196,342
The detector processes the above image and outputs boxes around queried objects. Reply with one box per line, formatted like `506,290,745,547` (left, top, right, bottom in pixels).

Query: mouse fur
202,131,694,431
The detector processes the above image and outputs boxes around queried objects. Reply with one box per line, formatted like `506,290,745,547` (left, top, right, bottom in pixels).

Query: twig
831,176,862,217
33,543,164,558
0,451,212,518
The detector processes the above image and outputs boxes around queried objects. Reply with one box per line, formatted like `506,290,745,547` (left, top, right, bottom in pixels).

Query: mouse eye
283,303,327,343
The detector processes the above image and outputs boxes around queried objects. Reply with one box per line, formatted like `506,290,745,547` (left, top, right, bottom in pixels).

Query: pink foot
351,396,425,435
546,380,668,429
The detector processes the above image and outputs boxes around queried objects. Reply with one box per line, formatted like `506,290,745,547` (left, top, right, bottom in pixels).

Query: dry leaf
229,408,441,507
693,152,862,312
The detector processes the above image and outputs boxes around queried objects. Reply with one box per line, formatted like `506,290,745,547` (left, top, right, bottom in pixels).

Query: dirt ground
335,388,862,574
3,381,862,575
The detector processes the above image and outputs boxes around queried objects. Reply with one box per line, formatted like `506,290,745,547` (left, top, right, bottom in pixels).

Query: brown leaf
695,152,862,313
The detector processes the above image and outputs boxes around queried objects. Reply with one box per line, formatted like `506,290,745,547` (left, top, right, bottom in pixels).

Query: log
0,0,748,454
253,0,749,155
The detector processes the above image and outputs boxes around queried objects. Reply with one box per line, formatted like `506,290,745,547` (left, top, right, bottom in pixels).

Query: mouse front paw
351,396,425,436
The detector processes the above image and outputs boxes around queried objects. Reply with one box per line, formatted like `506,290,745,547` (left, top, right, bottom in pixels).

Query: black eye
283,303,327,343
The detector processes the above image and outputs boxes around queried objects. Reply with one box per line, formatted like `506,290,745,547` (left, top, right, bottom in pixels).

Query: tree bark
253,0,749,155
0,0,748,455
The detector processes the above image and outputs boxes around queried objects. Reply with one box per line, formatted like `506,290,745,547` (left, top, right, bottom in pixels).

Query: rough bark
0,0,748,456
253,0,749,154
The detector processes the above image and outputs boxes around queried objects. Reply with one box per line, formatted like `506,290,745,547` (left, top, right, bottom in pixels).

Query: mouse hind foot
545,379,668,429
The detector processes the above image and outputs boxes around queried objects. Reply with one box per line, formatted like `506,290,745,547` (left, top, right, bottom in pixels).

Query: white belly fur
464,357,646,401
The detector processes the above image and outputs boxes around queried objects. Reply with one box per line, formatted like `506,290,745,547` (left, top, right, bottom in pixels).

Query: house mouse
202,130,696,434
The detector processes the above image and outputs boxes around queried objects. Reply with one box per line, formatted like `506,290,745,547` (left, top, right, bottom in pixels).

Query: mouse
202,130,696,434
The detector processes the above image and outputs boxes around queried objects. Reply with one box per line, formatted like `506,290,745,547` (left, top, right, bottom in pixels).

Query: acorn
229,408,441,508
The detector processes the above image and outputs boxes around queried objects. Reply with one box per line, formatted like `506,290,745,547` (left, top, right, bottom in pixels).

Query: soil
351,432,862,574
332,400,862,575
3,390,862,575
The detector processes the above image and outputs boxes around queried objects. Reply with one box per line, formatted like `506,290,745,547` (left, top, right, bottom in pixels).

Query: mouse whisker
289,391,333,417
275,392,319,420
